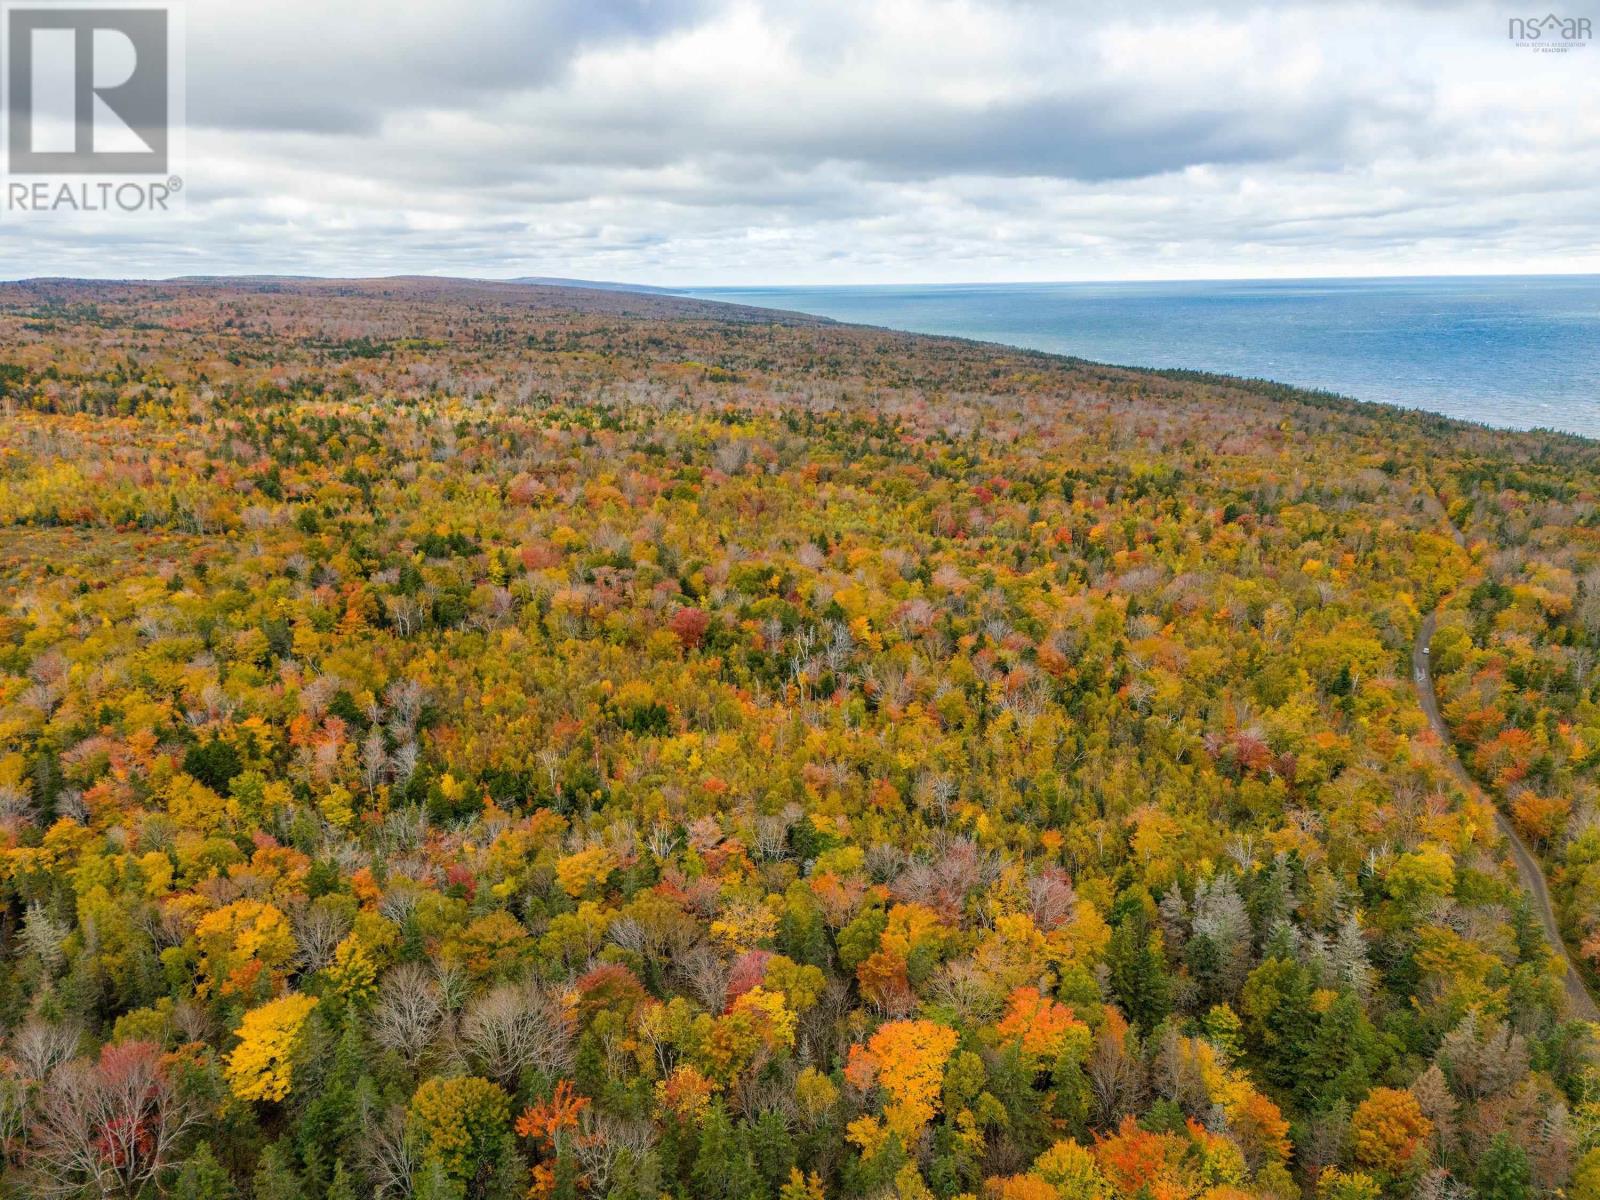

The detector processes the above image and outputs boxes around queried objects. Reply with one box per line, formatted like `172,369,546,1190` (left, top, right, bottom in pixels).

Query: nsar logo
1507,12,1592,49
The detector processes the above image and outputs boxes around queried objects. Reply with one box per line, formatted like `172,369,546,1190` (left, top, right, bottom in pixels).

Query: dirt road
1413,609,1599,1021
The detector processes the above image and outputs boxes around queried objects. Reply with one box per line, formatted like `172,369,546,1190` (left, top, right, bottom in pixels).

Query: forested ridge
0,278,1593,1200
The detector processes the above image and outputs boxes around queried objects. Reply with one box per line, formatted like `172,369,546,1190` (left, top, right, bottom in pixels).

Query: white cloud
5,0,1598,282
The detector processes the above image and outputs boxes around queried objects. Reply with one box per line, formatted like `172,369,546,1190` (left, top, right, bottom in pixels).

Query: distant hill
60,273,683,298
507,275,685,295
7,274,828,325
18,272,701,306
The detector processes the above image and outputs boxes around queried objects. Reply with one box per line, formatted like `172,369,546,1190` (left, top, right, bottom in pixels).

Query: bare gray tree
292,899,353,974
28,1042,196,1199
11,1021,81,1082
373,963,444,1067
460,980,574,1086
360,1100,422,1200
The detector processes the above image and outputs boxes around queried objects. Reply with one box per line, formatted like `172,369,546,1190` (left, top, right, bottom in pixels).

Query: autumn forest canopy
0,277,1598,1200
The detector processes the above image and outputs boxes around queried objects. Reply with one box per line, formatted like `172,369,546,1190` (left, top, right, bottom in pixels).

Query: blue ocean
683,276,1600,439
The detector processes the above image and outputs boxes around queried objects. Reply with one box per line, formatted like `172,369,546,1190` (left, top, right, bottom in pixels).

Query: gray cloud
187,0,713,134
3,0,1597,282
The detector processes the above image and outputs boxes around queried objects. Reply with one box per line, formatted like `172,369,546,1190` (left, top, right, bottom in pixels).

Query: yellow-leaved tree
225,992,319,1102
845,1018,959,1139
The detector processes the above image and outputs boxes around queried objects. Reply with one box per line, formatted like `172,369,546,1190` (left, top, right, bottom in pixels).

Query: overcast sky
5,0,1598,284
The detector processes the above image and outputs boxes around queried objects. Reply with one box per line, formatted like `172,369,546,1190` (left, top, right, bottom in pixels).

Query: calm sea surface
682,276,1600,438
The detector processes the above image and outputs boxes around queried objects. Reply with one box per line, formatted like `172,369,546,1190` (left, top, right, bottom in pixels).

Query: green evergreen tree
778,898,830,968
1107,909,1171,1031
173,1141,238,1200
607,1147,663,1200
252,1140,302,1200
1295,991,1379,1110
1184,932,1224,1010
693,1102,737,1199
1477,1132,1532,1200
573,1030,609,1101
413,1158,464,1200
551,1150,582,1200
297,1013,368,1189
1049,1047,1091,1136
693,1102,762,1200
1241,957,1316,1091
750,1108,796,1194
986,1044,1051,1162
326,1158,356,1200
484,1143,528,1200
927,1121,982,1198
